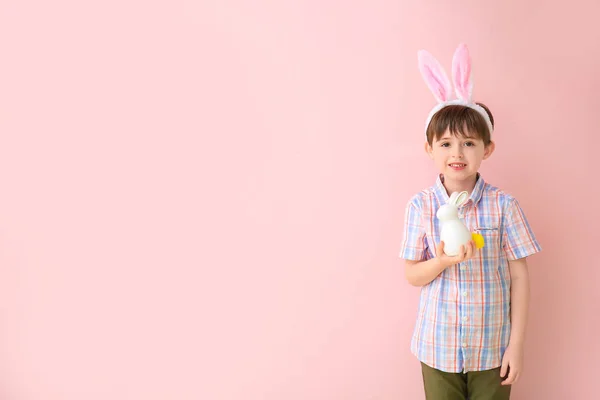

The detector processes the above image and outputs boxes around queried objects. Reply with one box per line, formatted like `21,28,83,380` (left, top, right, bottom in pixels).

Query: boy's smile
448,162,467,171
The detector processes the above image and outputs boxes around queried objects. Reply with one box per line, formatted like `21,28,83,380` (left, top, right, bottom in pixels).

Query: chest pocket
475,226,500,241
473,226,502,265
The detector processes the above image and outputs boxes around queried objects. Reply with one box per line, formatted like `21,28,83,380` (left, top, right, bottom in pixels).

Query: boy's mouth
449,163,467,170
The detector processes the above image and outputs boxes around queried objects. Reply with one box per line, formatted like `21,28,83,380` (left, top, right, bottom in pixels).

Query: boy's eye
464,141,475,147
440,142,450,147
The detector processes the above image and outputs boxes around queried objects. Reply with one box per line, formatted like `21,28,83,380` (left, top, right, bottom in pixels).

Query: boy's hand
436,240,475,268
500,342,524,385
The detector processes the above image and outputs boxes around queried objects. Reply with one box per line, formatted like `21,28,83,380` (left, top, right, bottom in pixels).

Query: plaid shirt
399,174,541,373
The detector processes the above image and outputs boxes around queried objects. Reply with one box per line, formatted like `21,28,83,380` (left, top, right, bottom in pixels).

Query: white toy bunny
437,191,484,256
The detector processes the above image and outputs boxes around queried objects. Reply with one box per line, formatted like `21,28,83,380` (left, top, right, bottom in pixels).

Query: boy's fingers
513,372,520,384
465,241,474,259
436,241,445,257
459,245,467,261
500,360,508,380
502,369,516,385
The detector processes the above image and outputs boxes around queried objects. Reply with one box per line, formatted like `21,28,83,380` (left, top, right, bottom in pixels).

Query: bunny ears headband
418,43,493,136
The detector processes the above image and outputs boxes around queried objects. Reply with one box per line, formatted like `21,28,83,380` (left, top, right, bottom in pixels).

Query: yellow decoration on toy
472,233,485,249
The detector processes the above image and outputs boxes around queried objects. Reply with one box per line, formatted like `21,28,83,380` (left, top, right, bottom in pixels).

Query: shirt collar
433,173,486,207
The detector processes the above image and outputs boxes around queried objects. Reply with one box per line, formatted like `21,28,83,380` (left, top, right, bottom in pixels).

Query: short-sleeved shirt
399,174,541,373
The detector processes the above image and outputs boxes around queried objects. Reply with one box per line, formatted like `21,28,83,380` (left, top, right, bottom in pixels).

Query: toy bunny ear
448,192,459,205
452,43,473,102
454,191,469,206
418,50,452,103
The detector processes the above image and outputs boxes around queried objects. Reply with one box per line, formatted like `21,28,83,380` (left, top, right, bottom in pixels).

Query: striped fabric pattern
399,174,541,373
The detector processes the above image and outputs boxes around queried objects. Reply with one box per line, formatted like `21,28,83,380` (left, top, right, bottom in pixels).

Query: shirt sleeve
399,199,428,261
503,197,542,260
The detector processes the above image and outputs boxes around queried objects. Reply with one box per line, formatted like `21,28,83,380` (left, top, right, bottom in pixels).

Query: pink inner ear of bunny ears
418,50,452,103
452,43,472,101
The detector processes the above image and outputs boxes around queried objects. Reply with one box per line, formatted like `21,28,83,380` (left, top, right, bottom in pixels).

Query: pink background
0,0,597,399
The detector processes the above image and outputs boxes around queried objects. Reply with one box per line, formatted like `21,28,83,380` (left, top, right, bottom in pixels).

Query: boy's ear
483,140,495,160
424,142,434,159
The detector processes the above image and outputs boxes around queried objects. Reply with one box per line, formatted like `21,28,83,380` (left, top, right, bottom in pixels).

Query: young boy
399,44,541,400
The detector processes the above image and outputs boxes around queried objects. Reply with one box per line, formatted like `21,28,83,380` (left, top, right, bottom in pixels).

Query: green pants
421,362,511,400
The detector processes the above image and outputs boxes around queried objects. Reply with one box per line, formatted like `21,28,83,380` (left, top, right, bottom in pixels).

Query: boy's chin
442,169,478,179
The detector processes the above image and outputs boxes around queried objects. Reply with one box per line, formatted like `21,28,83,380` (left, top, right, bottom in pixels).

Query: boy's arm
405,258,445,287
404,241,475,287
502,196,538,347
500,256,530,385
508,257,530,346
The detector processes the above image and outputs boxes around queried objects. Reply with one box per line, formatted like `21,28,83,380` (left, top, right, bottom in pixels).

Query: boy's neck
441,173,478,196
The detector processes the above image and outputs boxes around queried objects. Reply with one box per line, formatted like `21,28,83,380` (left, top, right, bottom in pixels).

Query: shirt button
462,342,468,348
462,291,468,297
460,265,467,271
462,316,469,322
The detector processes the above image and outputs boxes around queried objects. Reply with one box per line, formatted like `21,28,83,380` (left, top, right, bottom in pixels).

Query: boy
399,44,541,400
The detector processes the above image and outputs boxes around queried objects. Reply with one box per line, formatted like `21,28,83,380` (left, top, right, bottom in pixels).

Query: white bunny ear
418,50,452,103
448,192,459,205
454,191,469,206
452,43,473,101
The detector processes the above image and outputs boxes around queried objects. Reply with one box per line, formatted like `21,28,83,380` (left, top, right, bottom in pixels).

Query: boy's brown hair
426,103,494,146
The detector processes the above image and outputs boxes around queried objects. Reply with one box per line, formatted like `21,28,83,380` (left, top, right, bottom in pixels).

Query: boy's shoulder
480,180,519,208
405,185,436,209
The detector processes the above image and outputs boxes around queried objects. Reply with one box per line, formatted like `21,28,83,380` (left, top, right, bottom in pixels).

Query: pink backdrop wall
0,0,597,399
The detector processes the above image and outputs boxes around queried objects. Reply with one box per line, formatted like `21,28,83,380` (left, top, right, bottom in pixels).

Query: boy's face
425,129,495,182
